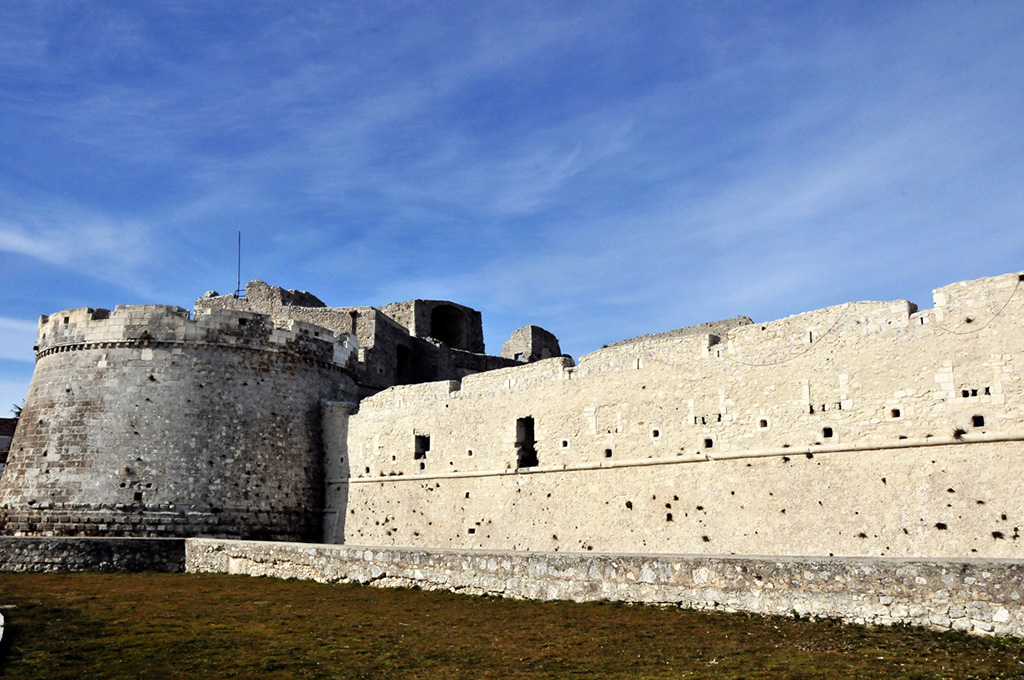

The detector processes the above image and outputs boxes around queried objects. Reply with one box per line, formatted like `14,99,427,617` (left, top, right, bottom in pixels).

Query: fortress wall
0,306,356,541
187,539,1024,636
334,271,1024,557
0,536,185,573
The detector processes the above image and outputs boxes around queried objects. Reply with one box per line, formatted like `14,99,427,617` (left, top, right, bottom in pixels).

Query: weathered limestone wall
187,539,1024,636
501,325,563,362
0,305,356,541
333,271,1024,557
197,281,515,396
0,536,185,572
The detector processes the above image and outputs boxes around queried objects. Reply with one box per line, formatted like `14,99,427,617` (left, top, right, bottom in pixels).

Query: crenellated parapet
34,305,357,370
333,270,1024,558
0,304,358,542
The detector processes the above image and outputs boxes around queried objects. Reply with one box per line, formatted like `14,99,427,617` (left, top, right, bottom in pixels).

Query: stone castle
2,270,1024,561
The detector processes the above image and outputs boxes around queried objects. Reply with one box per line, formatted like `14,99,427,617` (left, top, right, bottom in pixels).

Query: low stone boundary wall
187,539,1024,636
0,537,185,572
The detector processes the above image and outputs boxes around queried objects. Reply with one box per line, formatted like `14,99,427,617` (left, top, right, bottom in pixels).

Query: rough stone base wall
187,539,1024,636
0,505,316,541
0,537,185,572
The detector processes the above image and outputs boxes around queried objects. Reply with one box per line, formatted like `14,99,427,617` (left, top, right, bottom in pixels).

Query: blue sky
2,2,1023,415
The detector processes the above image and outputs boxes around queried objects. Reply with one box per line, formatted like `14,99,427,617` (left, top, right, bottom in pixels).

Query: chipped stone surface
187,539,1024,636
0,305,355,541
0,536,184,572
334,271,1024,557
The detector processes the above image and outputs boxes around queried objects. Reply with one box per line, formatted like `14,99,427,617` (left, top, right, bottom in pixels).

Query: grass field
1,572,1023,679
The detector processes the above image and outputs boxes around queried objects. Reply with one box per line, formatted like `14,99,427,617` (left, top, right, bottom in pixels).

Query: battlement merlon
34,304,357,368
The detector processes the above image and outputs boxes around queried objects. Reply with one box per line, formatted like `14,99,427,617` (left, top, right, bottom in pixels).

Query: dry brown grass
1,572,1022,679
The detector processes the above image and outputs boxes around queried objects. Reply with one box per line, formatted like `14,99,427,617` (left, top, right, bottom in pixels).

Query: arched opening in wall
516,417,538,468
396,345,413,384
430,305,470,350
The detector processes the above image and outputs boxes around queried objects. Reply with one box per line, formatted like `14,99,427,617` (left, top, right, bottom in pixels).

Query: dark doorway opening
516,417,538,468
396,345,412,384
430,305,469,350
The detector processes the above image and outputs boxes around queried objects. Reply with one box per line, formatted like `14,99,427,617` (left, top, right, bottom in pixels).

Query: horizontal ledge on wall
331,430,1024,485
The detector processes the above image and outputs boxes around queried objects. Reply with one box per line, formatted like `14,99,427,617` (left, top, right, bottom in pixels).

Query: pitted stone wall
0,305,356,541
334,271,1024,557
186,539,1024,636
0,536,184,572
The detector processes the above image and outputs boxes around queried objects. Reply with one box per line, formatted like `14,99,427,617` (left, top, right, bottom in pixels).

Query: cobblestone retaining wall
0,537,185,572
187,538,1024,636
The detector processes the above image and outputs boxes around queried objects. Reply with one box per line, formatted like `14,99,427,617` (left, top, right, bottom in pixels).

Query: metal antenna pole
235,231,244,298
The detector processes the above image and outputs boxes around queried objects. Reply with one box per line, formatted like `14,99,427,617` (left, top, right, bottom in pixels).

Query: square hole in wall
604,448,613,458
561,440,569,448
758,419,768,429
467,449,473,457
890,409,901,419
822,427,834,438
652,429,660,438
704,438,713,448
972,415,985,427
414,435,430,460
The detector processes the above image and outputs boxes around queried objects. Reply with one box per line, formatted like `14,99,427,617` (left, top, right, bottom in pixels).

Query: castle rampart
0,305,357,541
331,271,1024,558
197,281,520,396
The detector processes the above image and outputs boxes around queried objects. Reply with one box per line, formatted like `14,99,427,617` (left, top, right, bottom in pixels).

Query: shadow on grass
0,572,1022,679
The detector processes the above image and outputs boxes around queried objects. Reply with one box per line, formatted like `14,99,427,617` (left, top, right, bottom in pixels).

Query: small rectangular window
414,435,430,460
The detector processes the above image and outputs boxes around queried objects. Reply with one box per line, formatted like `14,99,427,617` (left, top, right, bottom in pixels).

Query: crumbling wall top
34,304,355,368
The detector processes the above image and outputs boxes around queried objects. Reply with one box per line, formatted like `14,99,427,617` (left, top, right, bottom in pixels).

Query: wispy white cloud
0,207,157,294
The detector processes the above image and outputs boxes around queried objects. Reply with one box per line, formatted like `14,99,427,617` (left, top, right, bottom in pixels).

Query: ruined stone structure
0,304,356,540
0,284,546,541
3,270,1024,634
330,271,1024,560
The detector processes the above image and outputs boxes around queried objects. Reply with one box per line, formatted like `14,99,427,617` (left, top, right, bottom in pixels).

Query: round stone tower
0,304,357,541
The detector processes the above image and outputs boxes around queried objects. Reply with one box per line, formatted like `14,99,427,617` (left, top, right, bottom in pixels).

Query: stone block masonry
334,271,1024,558
0,305,357,541
187,538,1024,636
0,536,185,572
